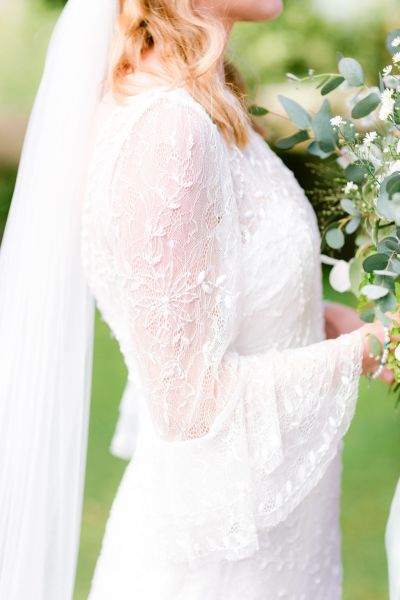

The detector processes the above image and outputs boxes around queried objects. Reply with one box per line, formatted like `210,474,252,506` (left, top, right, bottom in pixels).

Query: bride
0,0,398,598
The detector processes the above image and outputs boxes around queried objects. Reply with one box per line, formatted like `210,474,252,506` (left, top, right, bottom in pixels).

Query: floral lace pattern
81,87,364,598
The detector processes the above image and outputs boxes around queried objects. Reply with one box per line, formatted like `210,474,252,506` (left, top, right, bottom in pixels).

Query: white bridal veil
0,0,118,598
0,1,399,599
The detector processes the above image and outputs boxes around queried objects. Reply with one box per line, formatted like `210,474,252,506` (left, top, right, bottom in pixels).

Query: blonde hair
107,0,265,148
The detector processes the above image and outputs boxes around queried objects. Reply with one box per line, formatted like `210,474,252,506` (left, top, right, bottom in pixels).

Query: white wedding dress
81,84,365,600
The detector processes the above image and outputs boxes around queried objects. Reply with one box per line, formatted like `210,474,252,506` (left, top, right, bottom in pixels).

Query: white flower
393,51,400,64
343,181,358,194
358,141,383,170
381,88,395,101
392,37,400,48
330,115,344,127
364,131,378,147
383,65,393,76
379,89,395,120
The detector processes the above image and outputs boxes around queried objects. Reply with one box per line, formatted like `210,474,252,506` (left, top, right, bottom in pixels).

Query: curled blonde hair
107,0,264,148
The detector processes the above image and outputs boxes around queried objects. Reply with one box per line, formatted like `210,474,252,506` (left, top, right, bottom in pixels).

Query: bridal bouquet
250,29,400,392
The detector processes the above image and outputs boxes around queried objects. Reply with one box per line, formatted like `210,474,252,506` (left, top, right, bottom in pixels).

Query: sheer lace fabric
81,86,364,597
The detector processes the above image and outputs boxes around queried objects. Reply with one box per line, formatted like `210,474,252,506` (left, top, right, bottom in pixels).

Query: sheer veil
0,1,118,598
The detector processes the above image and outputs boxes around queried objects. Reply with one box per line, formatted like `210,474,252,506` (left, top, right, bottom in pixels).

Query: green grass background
74,268,400,600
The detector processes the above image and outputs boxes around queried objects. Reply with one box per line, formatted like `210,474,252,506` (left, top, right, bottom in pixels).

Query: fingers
380,367,394,384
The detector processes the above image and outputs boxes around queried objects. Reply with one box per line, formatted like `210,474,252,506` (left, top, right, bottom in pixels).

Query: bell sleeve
107,95,365,565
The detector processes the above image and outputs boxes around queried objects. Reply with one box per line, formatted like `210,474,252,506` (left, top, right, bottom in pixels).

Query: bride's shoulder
99,84,219,142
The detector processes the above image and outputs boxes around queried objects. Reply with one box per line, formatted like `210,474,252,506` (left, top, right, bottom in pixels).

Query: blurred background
0,0,399,598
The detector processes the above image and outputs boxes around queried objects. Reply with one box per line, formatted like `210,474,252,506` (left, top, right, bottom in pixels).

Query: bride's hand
359,320,395,383
323,301,365,338
324,301,397,383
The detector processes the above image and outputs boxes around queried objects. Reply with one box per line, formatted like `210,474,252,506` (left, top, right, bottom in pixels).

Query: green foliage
351,92,381,118
248,105,269,116
321,75,345,95
326,226,345,249
278,94,311,128
0,168,16,239
345,161,375,184
230,0,392,95
275,129,309,149
257,26,400,393
339,57,365,86
310,99,337,153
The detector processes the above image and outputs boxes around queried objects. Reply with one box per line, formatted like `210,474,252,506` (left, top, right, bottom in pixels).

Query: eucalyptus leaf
375,273,395,292
362,253,389,273
326,227,345,249
340,199,360,216
376,290,397,311
345,160,374,184
377,192,400,225
351,93,381,119
338,57,364,87
377,236,399,254
390,257,400,273
360,284,389,299
328,260,351,292
275,129,309,150
311,99,337,153
373,269,399,277
349,256,363,296
316,76,330,90
381,172,400,194
306,141,333,159
321,76,345,96
360,306,376,323
345,217,361,234
386,173,400,197
248,105,269,116
278,95,311,129
369,333,382,356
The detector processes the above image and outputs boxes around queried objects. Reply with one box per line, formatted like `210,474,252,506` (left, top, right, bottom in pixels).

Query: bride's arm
106,94,384,562
110,96,379,442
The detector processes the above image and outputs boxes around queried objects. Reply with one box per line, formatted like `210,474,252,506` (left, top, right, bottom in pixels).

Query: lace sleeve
108,95,365,564
112,97,243,442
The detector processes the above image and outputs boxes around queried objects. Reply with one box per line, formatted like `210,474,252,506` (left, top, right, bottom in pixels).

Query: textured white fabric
82,86,364,598
0,2,118,599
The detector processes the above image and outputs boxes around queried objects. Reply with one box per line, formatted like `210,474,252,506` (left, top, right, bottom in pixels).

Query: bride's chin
250,0,283,21
266,0,284,19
